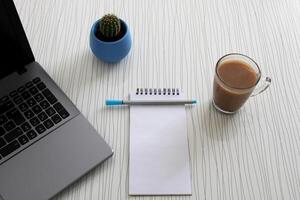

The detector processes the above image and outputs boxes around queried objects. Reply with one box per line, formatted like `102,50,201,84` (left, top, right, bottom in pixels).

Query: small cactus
98,14,121,41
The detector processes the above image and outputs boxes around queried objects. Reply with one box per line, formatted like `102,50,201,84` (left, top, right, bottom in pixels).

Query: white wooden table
14,0,300,199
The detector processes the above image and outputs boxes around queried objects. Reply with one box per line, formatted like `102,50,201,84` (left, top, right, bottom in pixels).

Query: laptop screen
0,0,34,79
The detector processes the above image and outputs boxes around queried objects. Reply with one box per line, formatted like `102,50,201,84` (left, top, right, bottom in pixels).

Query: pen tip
192,100,197,104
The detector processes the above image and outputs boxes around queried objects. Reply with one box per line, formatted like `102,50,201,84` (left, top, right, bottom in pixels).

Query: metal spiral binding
136,88,180,95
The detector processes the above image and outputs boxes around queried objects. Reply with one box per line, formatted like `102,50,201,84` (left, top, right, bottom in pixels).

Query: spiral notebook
129,88,192,195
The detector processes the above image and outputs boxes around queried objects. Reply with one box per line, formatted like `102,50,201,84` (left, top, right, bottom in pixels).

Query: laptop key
24,109,34,119
26,130,37,140
18,135,29,145
13,96,23,105
34,93,44,102
47,96,57,104
19,103,29,112
36,124,46,134
37,82,46,90
42,89,57,104
17,86,25,93
0,127,5,136
4,128,23,143
21,122,31,132
38,112,48,121
43,119,54,129
0,140,20,157
6,108,17,119
21,91,31,100
32,105,42,114
27,98,37,107
0,96,9,103
53,102,64,112
29,86,38,95
9,90,18,97
6,109,25,125
0,115,8,125
33,77,41,84
40,100,50,109
45,107,55,117
0,101,14,114
51,114,62,124
0,138,6,148
25,81,33,88
29,117,40,126
42,89,52,97
58,109,69,119
4,121,16,131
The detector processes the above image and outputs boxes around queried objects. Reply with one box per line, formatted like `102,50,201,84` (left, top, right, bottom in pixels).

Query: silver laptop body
0,1,113,199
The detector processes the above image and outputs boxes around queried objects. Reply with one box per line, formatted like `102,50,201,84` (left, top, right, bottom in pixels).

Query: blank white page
129,89,191,195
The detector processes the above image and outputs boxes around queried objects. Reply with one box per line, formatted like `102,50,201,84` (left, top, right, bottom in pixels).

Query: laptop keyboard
0,77,70,161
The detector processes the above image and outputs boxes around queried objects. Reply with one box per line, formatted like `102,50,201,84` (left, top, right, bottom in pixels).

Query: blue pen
106,99,197,106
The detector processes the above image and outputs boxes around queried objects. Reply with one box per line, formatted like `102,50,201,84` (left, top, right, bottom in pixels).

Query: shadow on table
49,48,130,97
200,100,244,142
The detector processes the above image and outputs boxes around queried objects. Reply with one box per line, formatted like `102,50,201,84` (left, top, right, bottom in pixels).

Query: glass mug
213,53,271,114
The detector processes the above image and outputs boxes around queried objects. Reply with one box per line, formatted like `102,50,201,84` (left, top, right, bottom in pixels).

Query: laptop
0,0,113,200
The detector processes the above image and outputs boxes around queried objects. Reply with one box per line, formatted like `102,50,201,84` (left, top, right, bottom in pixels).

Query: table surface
14,0,300,199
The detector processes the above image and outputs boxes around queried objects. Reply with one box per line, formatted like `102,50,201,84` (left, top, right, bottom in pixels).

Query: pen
105,99,197,106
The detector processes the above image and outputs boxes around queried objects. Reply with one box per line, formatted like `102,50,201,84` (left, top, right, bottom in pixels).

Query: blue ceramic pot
89,19,132,63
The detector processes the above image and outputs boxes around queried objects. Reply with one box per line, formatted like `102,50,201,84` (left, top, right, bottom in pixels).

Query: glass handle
251,77,271,97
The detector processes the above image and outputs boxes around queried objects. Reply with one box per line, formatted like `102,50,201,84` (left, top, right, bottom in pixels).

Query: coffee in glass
213,53,271,114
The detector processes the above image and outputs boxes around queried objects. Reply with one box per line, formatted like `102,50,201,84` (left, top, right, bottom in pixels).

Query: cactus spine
98,14,121,40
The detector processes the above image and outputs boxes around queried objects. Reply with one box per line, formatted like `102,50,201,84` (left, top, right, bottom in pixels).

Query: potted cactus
90,14,132,63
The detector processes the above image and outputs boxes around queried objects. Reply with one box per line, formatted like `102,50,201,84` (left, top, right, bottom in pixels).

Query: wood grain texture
13,0,300,199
